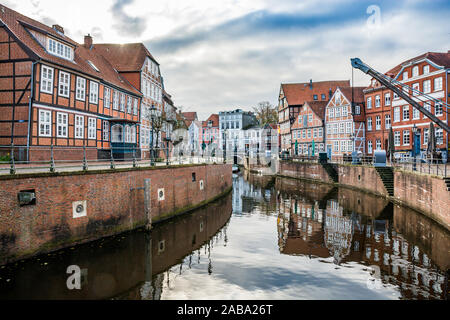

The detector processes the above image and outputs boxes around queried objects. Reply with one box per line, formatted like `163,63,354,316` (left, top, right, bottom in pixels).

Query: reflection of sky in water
160,211,400,300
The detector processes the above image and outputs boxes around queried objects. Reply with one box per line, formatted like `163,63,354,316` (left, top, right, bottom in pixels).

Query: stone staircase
321,163,339,183
375,167,394,196
444,177,450,191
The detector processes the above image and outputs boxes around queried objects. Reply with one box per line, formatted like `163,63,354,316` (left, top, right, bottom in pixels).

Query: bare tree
253,101,278,125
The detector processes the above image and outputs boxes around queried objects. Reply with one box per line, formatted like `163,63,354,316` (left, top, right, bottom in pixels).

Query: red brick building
364,51,449,160
278,80,350,155
291,101,327,155
93,43,165,159
0,5,142,161
325,87,366,158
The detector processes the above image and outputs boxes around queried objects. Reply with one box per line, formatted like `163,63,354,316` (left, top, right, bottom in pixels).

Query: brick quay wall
278,160,450,231
0,164,232,265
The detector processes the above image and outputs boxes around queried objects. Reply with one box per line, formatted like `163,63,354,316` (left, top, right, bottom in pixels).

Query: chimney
52,24,64,34
84,34,93,49
309,79,313,89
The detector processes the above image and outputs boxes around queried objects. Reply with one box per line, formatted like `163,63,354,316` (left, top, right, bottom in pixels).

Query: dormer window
47,37,73,60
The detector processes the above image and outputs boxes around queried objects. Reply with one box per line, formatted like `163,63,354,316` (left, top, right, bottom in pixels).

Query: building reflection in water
275,177,449,300
0,193,232,300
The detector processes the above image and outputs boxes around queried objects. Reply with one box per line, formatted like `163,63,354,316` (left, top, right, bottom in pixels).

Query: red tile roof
182,112,198,121
303,101,328,120
366,51,450,90
338,87,366,104
202,114,219,127
281,80,350,106
0,4,141,96
93,43,159,72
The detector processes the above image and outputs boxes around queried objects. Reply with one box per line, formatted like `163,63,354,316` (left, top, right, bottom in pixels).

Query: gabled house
278,80,350,155
370,52,449,161
93,42,164,159
324,87,366,158
291,101,328,156
0,5,142,161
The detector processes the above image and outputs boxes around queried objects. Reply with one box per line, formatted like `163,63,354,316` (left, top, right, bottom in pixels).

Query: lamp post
222,129,227,164
150,104,156,166
412,124,418,171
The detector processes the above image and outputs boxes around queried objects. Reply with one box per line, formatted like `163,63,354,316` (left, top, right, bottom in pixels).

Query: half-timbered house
324,87,366,159
291,101,327,156
94,43,165,160
0,5,142,161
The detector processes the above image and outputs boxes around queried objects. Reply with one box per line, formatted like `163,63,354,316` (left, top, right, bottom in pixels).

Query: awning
108,118,139,124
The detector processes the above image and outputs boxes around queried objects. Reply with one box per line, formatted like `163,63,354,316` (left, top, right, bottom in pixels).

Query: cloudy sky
5,0,450,120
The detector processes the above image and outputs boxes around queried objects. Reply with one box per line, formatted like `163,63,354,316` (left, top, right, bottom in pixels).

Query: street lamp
149,104,156,166
222,129,227,164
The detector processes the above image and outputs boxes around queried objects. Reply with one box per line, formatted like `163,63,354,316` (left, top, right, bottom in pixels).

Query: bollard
110,149,115,169
133,147,137,168
144,178,151,231
9,143,15,175
50,144,55,172
82,145,88,171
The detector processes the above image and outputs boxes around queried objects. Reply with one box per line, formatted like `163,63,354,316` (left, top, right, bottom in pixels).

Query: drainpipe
27,61,38,162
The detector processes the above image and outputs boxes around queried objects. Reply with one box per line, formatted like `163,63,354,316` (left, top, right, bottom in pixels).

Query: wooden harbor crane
351,58,450,134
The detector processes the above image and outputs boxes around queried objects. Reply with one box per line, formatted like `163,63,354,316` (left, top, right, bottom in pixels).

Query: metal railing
0,145,228,176
391,156,448,177
281,153,448,177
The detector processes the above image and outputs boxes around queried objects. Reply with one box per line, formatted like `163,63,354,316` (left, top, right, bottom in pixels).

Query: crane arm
351,58,450,133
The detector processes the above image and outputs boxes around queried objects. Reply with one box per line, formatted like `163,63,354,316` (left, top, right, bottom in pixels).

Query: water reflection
276,176,449,299
0,172,448,300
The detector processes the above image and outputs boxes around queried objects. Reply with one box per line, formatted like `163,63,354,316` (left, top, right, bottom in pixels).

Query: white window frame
385,114,391,129
113,90,119,110
435,102,443,116
88,117,96,139
412,66,419,77
423,80,431,94
89,81,99,104
75,115,84,139
423,65,430,74
111,124,123,143
41,65,54,94
376,139,381,150
103,121,109,141
394,131,400,146
367,140,373,154
367,97,372,109
39,109,51,137
133,98,138,115
434,77,443,91
384,93,390,106
47,38,73,60
127,96,132,114
367,117,372,131
375,116,381,130
375,95,380,107
402,105,409,121
104,87,111,108
403,130,410,146
58,71,70,97
56,112,68,138
412,106,420,120
120,93,125,111
76,77,86,101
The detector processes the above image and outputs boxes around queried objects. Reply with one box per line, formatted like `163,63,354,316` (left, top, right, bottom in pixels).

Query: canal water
0,172,448,300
